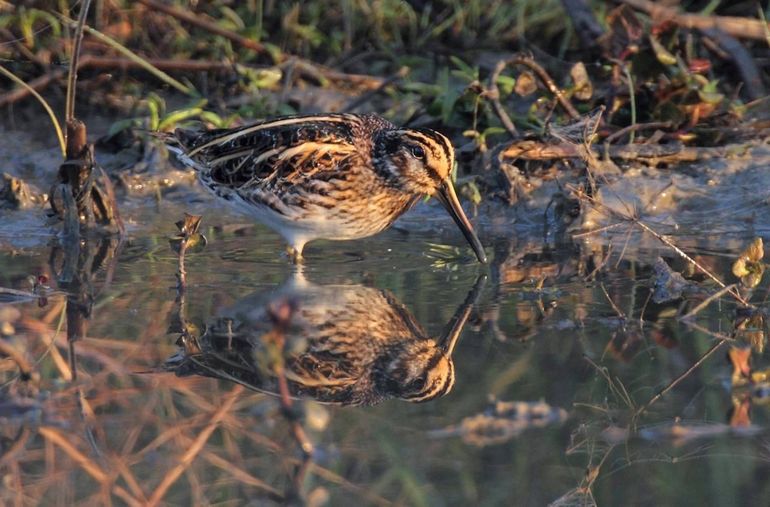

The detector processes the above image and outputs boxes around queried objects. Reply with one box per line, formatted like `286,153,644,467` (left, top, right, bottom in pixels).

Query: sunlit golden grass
1,292,391,505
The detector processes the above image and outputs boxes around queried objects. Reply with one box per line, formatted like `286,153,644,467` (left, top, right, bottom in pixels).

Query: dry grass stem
146,384,244,506
679,284,740,320
635,338,729,417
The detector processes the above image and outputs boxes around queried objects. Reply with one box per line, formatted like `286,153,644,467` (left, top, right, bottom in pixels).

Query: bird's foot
286,246,304,264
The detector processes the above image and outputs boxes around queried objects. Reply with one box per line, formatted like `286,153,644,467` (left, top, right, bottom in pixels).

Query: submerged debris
637,419,760,443
0,173,42,209
431,399,568,446
651,257,694,303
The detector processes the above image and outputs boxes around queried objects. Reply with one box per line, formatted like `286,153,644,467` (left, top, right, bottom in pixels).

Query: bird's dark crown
372,128,455,194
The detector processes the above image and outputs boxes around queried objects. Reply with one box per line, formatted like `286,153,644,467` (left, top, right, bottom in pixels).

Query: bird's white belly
234,193,394,246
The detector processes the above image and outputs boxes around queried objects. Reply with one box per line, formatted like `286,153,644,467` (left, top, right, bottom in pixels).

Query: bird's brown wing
174,113,393,189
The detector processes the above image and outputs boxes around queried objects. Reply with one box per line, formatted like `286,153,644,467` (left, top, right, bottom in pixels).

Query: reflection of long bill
435,180,488,263
439,274,487,355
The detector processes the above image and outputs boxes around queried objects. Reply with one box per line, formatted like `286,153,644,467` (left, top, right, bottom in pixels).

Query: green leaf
158,108,204,132
459,180,482,205
218,6,246,30
482,126,507,136
449,56,478,81
649,35,677,66
238,66,283,90
198,111,229,128
496,75,516,96
698,90,724,105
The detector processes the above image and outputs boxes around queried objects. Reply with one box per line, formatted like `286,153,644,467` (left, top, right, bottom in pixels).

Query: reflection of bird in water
165,275,484,406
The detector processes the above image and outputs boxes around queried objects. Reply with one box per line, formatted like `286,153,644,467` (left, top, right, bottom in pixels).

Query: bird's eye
410,145,426,159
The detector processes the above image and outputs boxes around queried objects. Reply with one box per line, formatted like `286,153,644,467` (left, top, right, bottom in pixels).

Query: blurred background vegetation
2,0,768,150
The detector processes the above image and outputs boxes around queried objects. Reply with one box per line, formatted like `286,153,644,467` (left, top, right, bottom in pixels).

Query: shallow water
2,132,770,506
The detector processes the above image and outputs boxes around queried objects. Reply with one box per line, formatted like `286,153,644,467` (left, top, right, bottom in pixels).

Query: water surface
2,135,770,506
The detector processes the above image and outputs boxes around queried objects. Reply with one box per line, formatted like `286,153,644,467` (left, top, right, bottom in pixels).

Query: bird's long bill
435,180,487,263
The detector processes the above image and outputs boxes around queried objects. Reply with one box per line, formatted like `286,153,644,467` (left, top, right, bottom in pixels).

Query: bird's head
374,128,487,263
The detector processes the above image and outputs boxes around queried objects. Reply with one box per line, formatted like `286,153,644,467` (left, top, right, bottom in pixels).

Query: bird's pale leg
286,240,307,264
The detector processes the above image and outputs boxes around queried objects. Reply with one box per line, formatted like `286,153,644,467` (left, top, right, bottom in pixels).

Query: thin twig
134,0,270,57
0,65,67,108
631,219,749,305
679,284,739,320
79,24,194,95
134,0,387,93
38,426,107,482
288,58,388,90
509,55,581,119
55,14,196,96
600,283,626,320
621,63,637,143
572,222,627,239
277,368,314,458
634,338,728,417
75,55,237,72
176,236,187,294
621,0,770,42
583,355,636,410
303,462,393,507
486,60,519,138
199,450,284,501
0,340,34,380
0,428,31,468
500,138,742,164
0,55,227,108
66,0,92,123
604,121,672,145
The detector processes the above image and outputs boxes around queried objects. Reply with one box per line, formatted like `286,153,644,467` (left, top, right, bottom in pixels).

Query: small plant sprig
169,213,207,294
732,237,765,289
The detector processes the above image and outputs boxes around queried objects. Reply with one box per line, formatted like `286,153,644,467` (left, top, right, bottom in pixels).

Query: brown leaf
728,346,752,385
729,395,752,428
688,58,711,74
514,71,537,97
175,213,204,235
570,62,593,101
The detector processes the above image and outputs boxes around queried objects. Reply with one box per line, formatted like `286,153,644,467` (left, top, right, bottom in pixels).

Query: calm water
2,141,770,506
